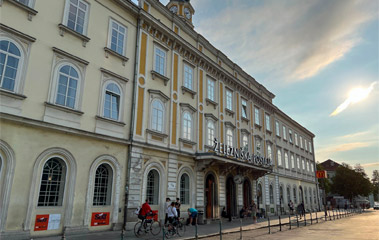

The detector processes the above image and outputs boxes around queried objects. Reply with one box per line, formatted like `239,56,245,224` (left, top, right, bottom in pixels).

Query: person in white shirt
164,197,171,225
167,202,178,231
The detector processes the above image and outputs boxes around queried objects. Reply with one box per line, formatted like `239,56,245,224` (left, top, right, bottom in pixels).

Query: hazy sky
133,0,379,178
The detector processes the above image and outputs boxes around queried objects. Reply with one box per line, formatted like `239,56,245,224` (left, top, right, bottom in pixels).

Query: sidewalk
36,210,353,240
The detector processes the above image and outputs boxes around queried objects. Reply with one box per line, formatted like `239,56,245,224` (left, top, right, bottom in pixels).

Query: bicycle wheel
176,221,186,237
150,221,161,236
134,221,147,238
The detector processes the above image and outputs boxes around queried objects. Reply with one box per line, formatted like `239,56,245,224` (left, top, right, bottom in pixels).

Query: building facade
0,0,320,238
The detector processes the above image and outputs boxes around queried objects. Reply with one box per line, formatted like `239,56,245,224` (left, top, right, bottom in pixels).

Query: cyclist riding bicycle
138,199,152,228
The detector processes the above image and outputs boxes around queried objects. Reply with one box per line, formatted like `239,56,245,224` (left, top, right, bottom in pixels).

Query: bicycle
164,217,186,238
134,213,161,237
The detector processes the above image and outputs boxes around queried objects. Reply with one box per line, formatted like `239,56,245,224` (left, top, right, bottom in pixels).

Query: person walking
164,198,171,225
167,202,178,231
289,200,294,215
250,200,257,223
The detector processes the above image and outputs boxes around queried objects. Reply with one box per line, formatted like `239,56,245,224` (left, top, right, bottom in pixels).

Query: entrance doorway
205,173,217,218
243,179,251,208
299,186,304,203
226,176,237,217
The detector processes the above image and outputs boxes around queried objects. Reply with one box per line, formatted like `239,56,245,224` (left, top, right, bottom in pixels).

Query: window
242,134,248,152
267,145,272,160
311,163,314,173
16,0,33,7
0,39,22,92
309,141,312,153
184,64,193,90
284,152,289,169
226,128,233,147
265,114,271,131
277,149,282,166
226,89,233,110
295,133,298,146
293,187,297,204
146,170,159,205
55,64,80,109
291,155,295,169
64,0,89,35
254,107,260,125
93,164,113,206
306,161,309,172
207,78,215,101
269,185,274,204
154,46,166,75
275,121,280,136
151,100,164,132
183,112,192,140
302,159,305,170
207,121,215,146
108,19,127,55
305,189,308,204
305,139,308,151
297,157,300,170
38,158,66,206
180,174,190,204
300,136,303,148
255,138,261,155
257,183,262,204
287,187,291,204
289,129,293,143
241,99,247,118
283,126,287,140
103,83,121,120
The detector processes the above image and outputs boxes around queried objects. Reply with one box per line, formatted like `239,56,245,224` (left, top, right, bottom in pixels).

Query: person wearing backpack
138,199,152,223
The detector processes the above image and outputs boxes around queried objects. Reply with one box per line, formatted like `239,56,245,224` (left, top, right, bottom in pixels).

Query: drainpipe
123,12,141,230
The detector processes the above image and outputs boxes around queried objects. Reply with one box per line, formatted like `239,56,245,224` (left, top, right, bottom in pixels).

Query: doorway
226,176,237,217
205,173,217,218
243,179,251,208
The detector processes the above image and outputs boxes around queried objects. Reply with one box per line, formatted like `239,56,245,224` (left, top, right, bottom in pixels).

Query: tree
331,163,373,202
372,170,379,201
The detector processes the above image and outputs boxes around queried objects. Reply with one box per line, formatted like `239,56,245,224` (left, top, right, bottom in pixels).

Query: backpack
135,207,141,215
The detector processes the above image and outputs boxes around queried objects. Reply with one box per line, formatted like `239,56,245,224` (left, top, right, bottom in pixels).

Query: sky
133,0,379,179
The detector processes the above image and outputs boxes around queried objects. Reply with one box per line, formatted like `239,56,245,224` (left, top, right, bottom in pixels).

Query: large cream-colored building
0,0,320,238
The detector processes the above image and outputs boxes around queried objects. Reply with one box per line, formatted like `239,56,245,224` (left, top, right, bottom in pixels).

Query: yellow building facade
0,0,320,238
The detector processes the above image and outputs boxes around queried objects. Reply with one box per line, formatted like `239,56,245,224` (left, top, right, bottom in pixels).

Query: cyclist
167,202,178,232
138,199,152,231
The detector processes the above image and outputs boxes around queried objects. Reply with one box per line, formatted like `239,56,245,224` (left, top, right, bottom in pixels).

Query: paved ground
35,209,373,240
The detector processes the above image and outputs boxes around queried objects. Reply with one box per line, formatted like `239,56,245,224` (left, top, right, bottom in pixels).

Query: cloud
194,0,377,84
330,81,377,116
361,162,379,168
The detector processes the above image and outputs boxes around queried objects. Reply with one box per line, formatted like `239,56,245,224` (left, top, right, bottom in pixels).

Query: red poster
34,214,49,231
91,212,110,226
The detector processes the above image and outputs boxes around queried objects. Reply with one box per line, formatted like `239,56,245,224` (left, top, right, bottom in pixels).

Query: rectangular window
305,139,308,151
265,114,271,131
16,0,33,7
306,161,309,172
300,136,303,148
283,126,287,140
302,159,305,170
254,107,260,125
108,19,127,55
309,141,312,153
297,157,300,170
64,0,89,35
311,163,314,173
295,133,298,146
275,121,280,136
207,78,215,101
255,138,261,155
184,64,193,90
154,46,166,75
241,99,247,118
226,89,233,110
289,129,293,143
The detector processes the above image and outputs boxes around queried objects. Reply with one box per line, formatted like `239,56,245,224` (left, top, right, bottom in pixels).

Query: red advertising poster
34,214,49,231
91,212,110,226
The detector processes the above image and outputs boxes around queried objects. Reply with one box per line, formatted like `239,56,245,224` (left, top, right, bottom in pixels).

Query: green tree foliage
372,170,379,201
331,163,373,201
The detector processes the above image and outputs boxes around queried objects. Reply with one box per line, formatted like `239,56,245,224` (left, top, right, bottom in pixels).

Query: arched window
267,145,272,160
55,64,79,109
38,158,66,206
183,112,192,140
257,183,262,205
180,173,190,204
293,187,297,204
242,134,248,152
226,129,233,147
287,186,291,204
207,121,215,146
284,152,289,169
277,149,282,166
93,164,113,206
0,40,22,92
146,169,159,205
151,100,164,132
103,83,121,120
291,155,295,169
269,185,274,204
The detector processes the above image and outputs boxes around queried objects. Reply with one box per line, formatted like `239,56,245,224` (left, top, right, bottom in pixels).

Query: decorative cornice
148,89,170,101
179,103,197,113
224,121,235,129
100,68,129,83
0,23,36,42
52,47,89,65
204,113,218,122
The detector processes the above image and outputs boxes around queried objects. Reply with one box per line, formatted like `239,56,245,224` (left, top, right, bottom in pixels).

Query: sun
348,87,370,104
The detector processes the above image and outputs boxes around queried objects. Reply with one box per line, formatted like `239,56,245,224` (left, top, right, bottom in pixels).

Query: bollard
279,215,282,231
329,210,332,221
195,224,198,240
121,229,124,240
310,212,312,225
289,215,292,230
219,220,222,240
240,219,243,240
316,211,318,223
296,214,299,228
162,226,165,240
333,210,335,220
304,211,307,226
268,217,271,234
61,227,66,240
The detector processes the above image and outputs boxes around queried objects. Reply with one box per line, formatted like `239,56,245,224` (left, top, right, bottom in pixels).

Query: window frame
183,63,194,90
284,152,289,169
242,133,249,152
241,98,248,119
93,163,113,206
225,88,233,111
102,81,122,121
289,129,293,143
206,77,216,101
295,133,298,146
206,120,216,146
226,128,234,147
283,125,287,140
267,144,272,160
107,18,128,56
151,98,165,133
146,169,159,205
275,121,280,136
16,0,35,7
182,111,193,140
254,107,260,125
179,173,190,205
153,45,167,76
265,114,271,131
277,149,282,166
62,0,90,36
54,64,81,109
300,136,303,149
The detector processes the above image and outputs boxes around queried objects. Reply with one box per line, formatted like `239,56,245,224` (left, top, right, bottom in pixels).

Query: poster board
91,212,110,226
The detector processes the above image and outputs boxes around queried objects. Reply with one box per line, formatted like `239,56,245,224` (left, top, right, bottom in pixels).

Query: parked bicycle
164,217,186,238
134,212,161,237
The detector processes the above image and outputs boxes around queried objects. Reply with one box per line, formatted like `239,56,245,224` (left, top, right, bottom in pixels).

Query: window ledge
58,24,90,47
289,141,294,145
205,98,218,109
0,89,27,100
45,102,83,115
179,138,196,146
7,0,38,21
254,123,262,129
146,129,168,138
104,47,129,66
181,86,197,99
225,108,235,117
95,115,125,126
151,70,170,86
266,129,272,134
241,116,249,123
